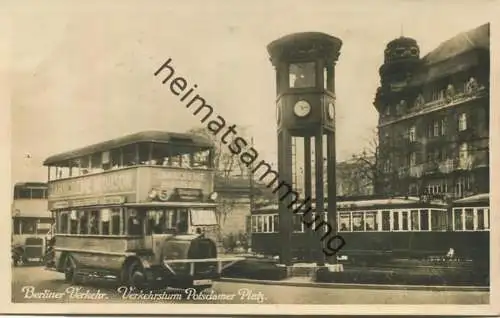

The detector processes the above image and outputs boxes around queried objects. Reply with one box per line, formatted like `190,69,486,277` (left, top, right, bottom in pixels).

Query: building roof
43,131,214,165
422,23,489,65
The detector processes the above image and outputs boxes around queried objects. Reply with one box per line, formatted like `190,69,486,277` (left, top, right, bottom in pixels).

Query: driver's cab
127,207,219,257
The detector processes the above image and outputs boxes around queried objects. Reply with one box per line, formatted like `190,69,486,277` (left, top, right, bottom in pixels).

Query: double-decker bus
44,131,242,291
11,182,54,266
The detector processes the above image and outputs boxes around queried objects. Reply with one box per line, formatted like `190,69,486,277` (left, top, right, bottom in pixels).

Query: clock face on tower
293,100,311,117
328,102,335,120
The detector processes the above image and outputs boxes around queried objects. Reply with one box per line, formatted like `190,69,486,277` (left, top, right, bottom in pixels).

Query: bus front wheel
127,261,147,290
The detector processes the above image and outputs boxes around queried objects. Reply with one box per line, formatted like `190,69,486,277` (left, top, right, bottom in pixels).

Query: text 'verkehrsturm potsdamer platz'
154,58,345,257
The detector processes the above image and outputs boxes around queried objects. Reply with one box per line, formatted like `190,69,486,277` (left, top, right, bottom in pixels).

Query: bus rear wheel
64,255,78,284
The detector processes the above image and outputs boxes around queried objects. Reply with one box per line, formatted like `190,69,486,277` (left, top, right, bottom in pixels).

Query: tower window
289,63,316,88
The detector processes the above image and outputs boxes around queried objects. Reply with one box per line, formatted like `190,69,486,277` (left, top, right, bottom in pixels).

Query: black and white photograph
2,0,498,316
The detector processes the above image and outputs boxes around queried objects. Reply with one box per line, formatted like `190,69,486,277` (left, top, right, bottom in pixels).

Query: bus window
171,155,181,167
123,144,137,167
37,222,52,235
193,150,210,168
101,209,111,235
365,212,378,231
352,212,364,231
410,210,419,230
111,209,121,235
127,209,143,236
181,154,191,168
79,211,88,234
338,212,351,232
89,211,99,234
177,209,189,233
190,209,217,226
381,211,390,231
464,208,474,230
21,219,36,234
80,156,90,175
146,209,165,234
13,218,21,234
31,188,45,199
59,212,69,234
90,153,103,173
70,210,78,234
110,149,122,169
420,209,429,231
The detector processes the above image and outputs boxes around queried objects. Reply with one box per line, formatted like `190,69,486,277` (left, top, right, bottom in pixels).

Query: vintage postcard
2,0,499,316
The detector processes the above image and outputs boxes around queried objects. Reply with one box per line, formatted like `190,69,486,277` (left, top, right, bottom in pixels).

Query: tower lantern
267,32,342,266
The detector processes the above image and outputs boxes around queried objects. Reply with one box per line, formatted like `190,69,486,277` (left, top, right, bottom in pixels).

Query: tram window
111,209,121,235
267,215,274,232
70,211,78,234
420,209,429,231
292,214,304,232
127,209,143,236
263,216,269,232
59,212,69,234
392,211,400,231
352,212,364,231
251,216,258,233
365,212,378,231
273,215,279,232
402,211,409,231
410,210,419,230
382,211,391,231
21,220,36,234
484,208,490,229
101,209,110,235
338,212,351,231
257,216,263,232
453,209,463,231
431,210,447,231
477,209,485,230
464,208,474,230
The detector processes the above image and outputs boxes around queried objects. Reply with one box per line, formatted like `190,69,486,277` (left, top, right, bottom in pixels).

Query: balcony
409,164,423,178
423,161,440,175
438,159,455,174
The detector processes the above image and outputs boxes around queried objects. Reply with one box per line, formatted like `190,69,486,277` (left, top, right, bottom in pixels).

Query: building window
433,121,439,137
409,126,416,142
458,113,467,131
440,118,447,136
409,152,416,166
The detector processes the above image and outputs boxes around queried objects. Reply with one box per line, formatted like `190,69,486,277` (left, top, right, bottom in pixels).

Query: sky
7,0,495,184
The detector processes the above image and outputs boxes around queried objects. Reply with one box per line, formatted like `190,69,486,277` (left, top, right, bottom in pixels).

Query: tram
250,194,489,264
11,182,54,266
44,131,242,291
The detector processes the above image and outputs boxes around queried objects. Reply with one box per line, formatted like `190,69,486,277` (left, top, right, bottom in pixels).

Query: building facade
374,23,489,199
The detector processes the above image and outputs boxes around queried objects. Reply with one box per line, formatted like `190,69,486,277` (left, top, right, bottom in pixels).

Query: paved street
11,266,488,304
